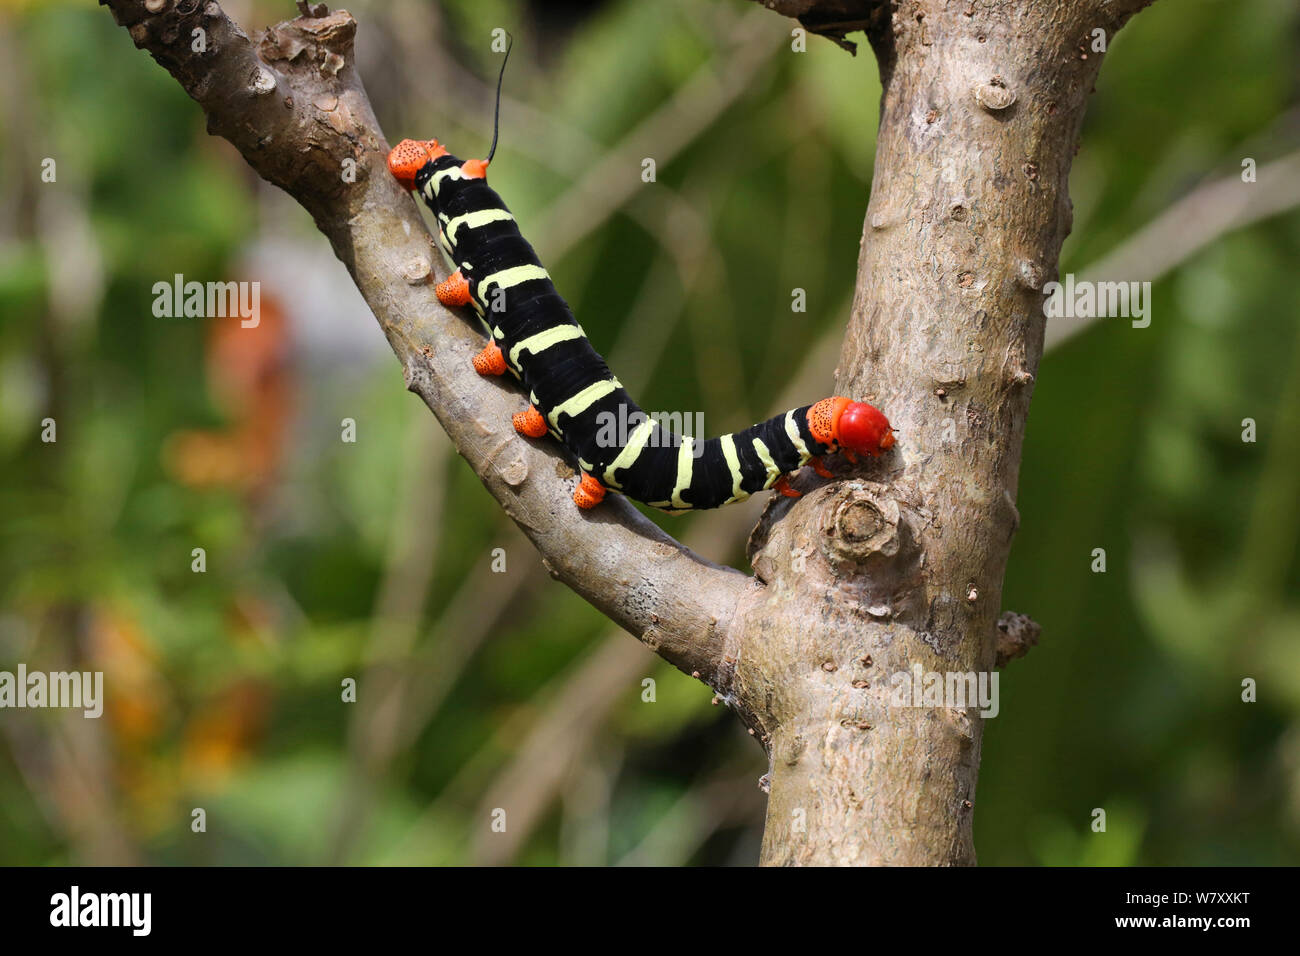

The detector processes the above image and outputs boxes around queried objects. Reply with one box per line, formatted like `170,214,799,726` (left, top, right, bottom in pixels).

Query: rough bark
736,0,1153,864
102,0,1154,865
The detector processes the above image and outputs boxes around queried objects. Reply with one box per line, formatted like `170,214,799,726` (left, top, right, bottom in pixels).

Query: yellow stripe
477,264,550,306
547,378,621,430
602,418,658,491
430,166,466,195
670,438,696,509
509,324,584,367
719,434,749,505
445,208,515,245
784,411,812,463
752,438,781,489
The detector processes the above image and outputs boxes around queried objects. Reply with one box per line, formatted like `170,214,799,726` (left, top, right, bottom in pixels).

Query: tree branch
99,0,748,682
1045,147,1300,350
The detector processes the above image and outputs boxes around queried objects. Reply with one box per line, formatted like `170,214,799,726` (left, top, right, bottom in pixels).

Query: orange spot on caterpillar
435,270,472,308
460,158,489,179
387,139,447,190
512,405,549,438
472,341,507,376
808,397,851,447
573,471,606,509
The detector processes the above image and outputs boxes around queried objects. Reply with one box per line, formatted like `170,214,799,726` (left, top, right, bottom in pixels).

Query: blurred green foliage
0,0,1296,865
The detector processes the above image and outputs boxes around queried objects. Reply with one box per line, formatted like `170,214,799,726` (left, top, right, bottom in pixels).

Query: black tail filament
487,33,513,164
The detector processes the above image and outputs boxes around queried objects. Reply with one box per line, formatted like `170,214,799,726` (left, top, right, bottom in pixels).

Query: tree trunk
734,0,1152,865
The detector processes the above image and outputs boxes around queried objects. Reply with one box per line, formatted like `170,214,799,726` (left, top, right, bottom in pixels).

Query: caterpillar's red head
808,396,895,457
388,138,449,191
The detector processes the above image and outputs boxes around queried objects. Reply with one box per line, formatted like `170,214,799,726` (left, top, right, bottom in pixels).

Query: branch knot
821,483,901,565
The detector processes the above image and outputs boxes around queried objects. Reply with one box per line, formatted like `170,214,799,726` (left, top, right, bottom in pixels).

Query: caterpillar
386,64,894,512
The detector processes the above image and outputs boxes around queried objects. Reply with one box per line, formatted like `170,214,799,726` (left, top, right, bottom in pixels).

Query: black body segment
414,153,832,511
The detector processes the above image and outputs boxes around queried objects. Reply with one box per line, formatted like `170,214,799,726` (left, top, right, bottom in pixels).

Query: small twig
995,611,1041,668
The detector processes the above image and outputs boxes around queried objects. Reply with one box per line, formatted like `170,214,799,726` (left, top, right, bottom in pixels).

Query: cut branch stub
820,482,901,564
995,610,1042,667
258,7,354,77
744,0,891,53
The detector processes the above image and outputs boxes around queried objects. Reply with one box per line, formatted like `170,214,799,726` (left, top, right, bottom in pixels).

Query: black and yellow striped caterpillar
387,83,893,512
